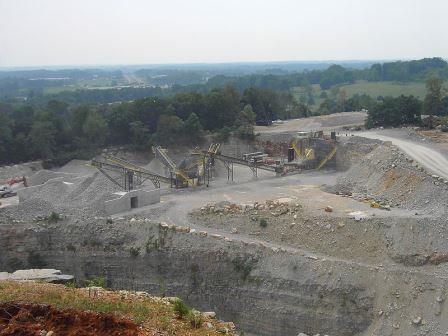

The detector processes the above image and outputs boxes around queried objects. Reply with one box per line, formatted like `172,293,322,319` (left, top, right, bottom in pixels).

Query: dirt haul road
254,111,367,133
358,131,448,180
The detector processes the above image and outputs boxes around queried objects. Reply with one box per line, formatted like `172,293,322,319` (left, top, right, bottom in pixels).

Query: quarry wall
0,219,373,336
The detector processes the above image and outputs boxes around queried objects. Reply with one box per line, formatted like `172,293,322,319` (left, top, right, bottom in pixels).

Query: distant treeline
0,86,297,165
1,58,448,166
366,77,448,128
1,58,447,104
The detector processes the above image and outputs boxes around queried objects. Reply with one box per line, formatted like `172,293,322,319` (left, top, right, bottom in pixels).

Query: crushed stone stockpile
26,169,80,186
0,161,42,180
334,142,448,215
1,172,121,220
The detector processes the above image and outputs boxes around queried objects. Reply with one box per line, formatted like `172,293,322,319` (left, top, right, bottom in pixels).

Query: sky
0,0,447,67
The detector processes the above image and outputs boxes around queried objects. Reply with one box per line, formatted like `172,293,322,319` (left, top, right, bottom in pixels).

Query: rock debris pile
195,198,303,218
334,143,448,215
0,172,121,220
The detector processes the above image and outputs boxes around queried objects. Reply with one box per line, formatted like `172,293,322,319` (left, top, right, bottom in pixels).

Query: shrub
129,246,140,257
214,126,232,142
259,218,268,228
65,281,77,289
106,218,113,224
188,311,203,329
66,244,76,252
85,277,106,288
173,299,191,318
232,257,255,280
46,212,62,223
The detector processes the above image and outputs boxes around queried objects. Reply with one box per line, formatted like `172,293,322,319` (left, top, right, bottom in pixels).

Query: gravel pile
0,161,42,180
334,143,448,216
1,172,122,220
27,169,79,186
53,159,96,175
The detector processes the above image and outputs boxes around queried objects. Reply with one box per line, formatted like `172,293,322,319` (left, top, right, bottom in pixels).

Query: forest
1,58,448,165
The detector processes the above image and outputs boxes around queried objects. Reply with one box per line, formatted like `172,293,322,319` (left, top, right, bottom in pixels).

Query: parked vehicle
0,185,16,198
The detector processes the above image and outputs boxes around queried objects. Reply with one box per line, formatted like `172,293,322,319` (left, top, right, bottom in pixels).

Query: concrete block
105,188,160,215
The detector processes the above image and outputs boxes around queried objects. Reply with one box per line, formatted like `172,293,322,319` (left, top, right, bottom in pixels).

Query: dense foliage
0,86,295,165
366,95,422,128
1,58,448,166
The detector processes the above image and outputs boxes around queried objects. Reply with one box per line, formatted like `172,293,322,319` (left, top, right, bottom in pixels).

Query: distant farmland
293,80,448,113
340,80,428,99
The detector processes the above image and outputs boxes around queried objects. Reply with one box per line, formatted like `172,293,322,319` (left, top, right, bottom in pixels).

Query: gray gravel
1,172,122,221
333,142,448,216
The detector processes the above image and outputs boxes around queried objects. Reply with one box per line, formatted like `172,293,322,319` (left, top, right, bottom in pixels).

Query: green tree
27,121,56,159
424,77,444,127
183,112,203,142
82,111,108,146
366,95,421,128
71,105,91,134
318,98,338,115
106,103,133,144
155,115,184,145
0,114,13,164
129,121,150,150
236,105,256,140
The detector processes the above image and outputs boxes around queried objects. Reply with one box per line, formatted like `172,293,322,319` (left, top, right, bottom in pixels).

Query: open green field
293,80,448,113
43,77,120,94
339,80,428,99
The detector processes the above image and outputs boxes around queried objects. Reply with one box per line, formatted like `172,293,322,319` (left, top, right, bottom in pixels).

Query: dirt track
357,130,448,179
255,111,367,133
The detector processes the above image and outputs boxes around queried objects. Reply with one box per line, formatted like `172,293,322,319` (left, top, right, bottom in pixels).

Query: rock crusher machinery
289,131,337,170
196,143,285,185
152,146,203,188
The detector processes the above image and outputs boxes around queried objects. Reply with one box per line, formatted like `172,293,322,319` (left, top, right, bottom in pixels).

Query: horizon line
2,57,445,71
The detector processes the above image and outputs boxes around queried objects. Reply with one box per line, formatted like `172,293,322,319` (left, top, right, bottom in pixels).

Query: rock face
0,219,373,336
2,218,448,336
0,269,73,283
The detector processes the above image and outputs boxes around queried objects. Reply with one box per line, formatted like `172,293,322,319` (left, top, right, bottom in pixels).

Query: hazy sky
1,0,447,67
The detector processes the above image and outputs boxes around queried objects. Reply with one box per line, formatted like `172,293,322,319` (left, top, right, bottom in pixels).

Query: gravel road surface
358,131,448,180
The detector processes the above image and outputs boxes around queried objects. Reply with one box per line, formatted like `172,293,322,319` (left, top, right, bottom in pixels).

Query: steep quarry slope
1,218,448,336
335,142,448,216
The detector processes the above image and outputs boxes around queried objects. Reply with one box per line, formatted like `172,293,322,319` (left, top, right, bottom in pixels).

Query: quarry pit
2,113,448,336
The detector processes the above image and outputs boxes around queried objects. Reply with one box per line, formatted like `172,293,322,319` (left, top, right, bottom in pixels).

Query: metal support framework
91,156,171,191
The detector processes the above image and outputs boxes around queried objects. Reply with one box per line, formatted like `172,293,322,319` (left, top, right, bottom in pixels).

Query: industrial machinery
197,143,284,183
91,155,173,191
0,185,16,198
0,176,27,198
152,146,199,187
289,130,337,170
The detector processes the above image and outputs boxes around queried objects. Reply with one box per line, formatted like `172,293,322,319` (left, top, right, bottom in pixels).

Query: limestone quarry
1,113,448,336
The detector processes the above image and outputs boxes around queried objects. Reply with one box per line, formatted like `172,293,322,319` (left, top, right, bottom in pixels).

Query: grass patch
0,281,151,324
85,277,106,288
0,281,233,334
173,298,191,318
46,211,62,223
340,80,429,99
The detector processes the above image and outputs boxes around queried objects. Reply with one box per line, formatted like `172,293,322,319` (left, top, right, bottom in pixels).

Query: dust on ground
255,111,367,134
